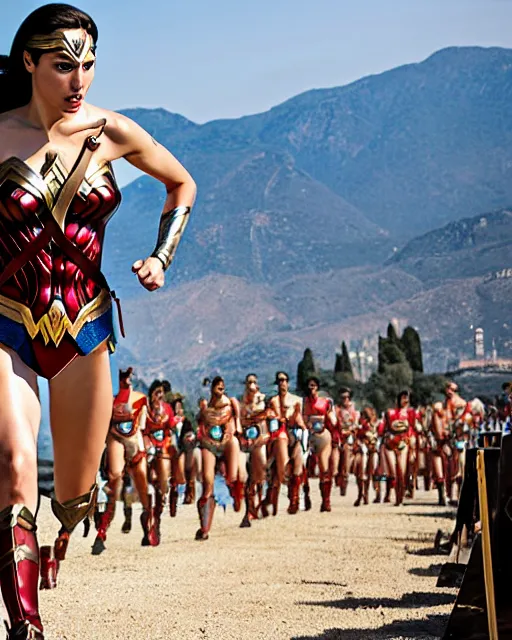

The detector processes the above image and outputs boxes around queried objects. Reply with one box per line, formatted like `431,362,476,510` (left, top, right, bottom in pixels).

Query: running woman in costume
266,372,305,516
0,5,195,637
238,374,273,527
303,377,336,512
161,380,186,519
196,376,242,540
382,390,418,506
415,405,432,493
136,380,178,545
91,367,153,555
444,382,473,504
354,407,380,506
430,401,451,506
335,388,359,496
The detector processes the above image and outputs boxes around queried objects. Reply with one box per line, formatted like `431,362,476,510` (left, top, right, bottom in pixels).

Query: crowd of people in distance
38,370,512,590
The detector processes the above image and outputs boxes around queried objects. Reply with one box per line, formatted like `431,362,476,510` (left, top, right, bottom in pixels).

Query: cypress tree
401,326,424,373
387,322,399,343
297,348,317,394
341,341,354,378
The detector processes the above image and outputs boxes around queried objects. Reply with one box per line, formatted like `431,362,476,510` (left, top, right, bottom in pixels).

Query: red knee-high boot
262,481,280,517
320,473,332,512
240,482,258,528
395,473,404,506
53,526,70,562
40,524,68,591
354,479,364,507
288,475,301,515
0,505,44,639
152,489,163,545
195,496,216,541
92,490,116,556
228,480,245,513
303,469,312,511
140,494,156,547
384,477,394,503
169,484,179,518
39,545,59,591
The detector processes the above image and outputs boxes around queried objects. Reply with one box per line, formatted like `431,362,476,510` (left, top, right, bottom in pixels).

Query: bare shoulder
86,105,142,146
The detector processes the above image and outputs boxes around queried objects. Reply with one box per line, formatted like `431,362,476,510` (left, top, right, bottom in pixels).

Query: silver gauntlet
151,206,191,271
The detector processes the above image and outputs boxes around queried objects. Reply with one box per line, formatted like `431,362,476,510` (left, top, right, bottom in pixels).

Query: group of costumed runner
36,370,505,597
0,4,509,639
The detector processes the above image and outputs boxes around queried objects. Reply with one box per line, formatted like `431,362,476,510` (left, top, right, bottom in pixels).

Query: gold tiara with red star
26,29,96,64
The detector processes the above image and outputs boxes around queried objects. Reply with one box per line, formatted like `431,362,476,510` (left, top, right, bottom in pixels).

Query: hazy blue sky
3,1,512,185
2,0,512,123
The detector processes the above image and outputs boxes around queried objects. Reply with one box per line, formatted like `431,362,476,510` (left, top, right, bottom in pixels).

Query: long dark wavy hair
0,4,98,114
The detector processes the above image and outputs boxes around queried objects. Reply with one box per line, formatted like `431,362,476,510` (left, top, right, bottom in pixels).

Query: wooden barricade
442,433,512,639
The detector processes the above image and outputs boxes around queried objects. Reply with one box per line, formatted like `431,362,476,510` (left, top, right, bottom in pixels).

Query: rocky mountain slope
100,47,512,391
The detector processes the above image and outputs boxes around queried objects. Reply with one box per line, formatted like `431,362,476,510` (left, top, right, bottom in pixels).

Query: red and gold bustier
304,396,335,430
336,404,360,438
386,408,416,435
0,150,121,377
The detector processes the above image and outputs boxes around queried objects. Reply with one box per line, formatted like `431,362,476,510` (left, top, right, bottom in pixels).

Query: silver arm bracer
151,206,191,271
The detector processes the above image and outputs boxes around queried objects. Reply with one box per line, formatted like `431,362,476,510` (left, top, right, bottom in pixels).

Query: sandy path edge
3,481,456,640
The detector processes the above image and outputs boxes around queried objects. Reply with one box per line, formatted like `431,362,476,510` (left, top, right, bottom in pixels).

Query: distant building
474,327,484,359
458,327,512,371
458,358,512,371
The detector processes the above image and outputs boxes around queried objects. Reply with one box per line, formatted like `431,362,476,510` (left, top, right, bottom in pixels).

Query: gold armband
151,206,191,271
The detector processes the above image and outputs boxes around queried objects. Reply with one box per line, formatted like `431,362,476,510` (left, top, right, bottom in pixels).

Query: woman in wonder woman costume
91,367,153,556
0,4,196,638
196,376,242,540
136,379,180,545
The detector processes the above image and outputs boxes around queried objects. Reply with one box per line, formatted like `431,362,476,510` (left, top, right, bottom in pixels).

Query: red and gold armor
136,397,174,453
336,404,359,446
445,399,472,434
354,417,379,452
0,128,121,378
383,407,416,450
304,396,335,433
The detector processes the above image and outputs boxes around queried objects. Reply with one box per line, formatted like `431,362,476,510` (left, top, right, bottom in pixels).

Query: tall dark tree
297,348,317,394
341,342,353,377
378,335,387,374
401,326,424,373
387,322,400,343
378,334,407,372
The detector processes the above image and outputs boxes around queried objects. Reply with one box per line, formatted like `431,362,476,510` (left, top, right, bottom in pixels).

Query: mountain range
101,46,512,394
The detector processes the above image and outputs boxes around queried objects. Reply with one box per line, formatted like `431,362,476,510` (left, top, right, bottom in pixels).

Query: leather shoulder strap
52,120,106,229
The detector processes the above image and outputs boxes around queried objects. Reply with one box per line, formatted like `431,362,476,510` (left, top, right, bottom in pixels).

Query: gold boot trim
51,485,98,533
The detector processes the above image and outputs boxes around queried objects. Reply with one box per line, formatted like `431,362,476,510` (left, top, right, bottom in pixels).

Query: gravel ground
29,481,457,639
